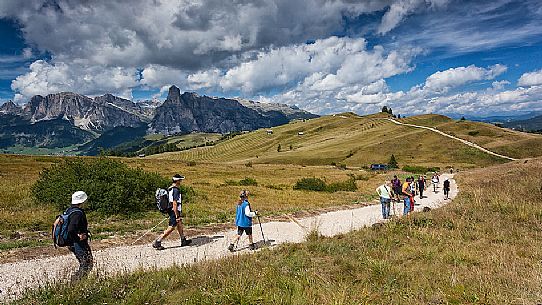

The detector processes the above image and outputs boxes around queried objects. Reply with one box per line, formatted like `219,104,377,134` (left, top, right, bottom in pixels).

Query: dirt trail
385,118,518,161
0,174,458,302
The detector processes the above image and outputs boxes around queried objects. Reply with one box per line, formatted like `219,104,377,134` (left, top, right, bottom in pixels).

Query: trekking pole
130,217,168,246
256,214,266,244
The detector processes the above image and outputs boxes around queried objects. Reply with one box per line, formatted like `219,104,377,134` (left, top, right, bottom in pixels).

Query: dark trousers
419,187,424,198
68,240,93,281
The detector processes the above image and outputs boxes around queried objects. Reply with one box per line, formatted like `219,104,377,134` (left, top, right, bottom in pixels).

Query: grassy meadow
14,155,542,304
148,113,542,167
0,154,386,253
2,112,541,256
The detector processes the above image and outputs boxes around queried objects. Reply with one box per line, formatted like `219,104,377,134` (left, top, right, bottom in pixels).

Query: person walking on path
376,181,393,219
153,174,191,250
66,191,93,281
443,178,451,200
402,178,412,215
391,175,402,201
432,173,439,193
417,176,426,199
228,190,258,251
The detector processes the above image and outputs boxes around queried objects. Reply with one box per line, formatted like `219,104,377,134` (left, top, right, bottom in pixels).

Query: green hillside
149,113,542,168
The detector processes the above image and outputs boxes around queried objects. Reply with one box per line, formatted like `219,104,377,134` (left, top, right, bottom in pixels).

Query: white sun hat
71,191,88,205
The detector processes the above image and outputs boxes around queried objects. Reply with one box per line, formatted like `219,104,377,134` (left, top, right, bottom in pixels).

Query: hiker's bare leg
159,226,175,240
248,234,254,244
231,234,241,244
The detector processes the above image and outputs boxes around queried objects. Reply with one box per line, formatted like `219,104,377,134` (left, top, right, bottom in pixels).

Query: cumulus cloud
518,69,542,87
202,37,419,94
423,64,507,92
0,0,393,72
11,60,138,100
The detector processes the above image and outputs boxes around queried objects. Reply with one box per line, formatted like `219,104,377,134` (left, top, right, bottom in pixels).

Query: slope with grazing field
12,158,542,304
149,113,542,168
400,114,542,159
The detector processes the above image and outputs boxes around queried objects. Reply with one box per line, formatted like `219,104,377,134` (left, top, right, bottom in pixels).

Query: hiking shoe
180,238,192,247
249,243,256,251
227,244,235,252
152,240,165,250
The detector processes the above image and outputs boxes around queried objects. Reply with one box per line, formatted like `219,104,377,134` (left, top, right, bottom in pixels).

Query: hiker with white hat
153,174,192,250
66,191,93,280
443,178,451,200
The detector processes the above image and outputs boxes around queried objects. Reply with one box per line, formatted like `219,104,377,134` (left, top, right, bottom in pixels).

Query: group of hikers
56,170,452,281
55,173,260,281
376,172,451,219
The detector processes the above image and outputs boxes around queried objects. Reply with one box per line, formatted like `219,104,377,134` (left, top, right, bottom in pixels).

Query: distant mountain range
503,115,542,132
0,86,318,155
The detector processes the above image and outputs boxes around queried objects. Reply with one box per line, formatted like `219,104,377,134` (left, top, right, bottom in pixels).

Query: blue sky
1,0,542,117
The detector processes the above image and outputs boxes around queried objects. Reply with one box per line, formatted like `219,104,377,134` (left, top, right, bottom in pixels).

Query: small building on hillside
298,132,304,136
267,129,273,135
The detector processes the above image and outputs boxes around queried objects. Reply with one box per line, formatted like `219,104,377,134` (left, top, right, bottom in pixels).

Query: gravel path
0,174,458,302
385,118,518,161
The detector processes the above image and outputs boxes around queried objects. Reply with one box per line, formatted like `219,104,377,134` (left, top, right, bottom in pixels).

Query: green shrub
294,177,356,192
31,158,193,216
326,178,357,192
224,177,258,186
239,177,258,186
294,177,327,191
468,131,480,136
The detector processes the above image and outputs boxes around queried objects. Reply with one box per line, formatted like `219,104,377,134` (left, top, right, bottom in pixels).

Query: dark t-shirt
443,180,450,189
66,207,88,243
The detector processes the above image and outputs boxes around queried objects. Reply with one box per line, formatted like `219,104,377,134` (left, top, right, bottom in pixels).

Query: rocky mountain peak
168,85,181,100
0,100,23,115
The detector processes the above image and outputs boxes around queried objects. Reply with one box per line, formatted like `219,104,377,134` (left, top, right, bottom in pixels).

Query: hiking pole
256,214,266,244
130,217,168,246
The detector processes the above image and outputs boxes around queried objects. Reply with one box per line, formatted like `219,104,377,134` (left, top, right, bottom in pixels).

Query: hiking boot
180,238,192,247
249,243,256,251
152,240,165,250
227,244,235,252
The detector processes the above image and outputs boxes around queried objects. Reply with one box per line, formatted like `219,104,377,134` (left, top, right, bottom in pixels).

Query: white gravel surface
0,174,457,302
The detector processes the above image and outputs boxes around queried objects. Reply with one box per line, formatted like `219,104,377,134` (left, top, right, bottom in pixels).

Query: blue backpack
51,208,82,248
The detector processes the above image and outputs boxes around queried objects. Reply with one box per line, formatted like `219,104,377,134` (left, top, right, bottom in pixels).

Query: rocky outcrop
0,101,23,115
150,86,316,135
22,92,145,131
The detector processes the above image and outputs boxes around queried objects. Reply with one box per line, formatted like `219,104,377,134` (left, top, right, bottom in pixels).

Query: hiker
402,178,412,215
391,175,402,201
443,178,451,200
410,176,416,196
67,191,93,281
417,176,426,199
432,173,439,192
450,167,454,174
376,181,393,219
228,190,258,251
153,174,191,250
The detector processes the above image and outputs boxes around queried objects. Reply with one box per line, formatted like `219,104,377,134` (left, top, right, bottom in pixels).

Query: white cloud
213,37,419,94
11,60,138,101
140,65,187,89
424,64,507,92
518,69,542,87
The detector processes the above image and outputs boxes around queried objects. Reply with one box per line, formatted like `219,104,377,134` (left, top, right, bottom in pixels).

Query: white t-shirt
376,184,392,199
168,187,182,212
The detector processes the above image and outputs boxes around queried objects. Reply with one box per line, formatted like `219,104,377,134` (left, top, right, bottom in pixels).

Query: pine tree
388,154,398,169
381,106,389,113
277,144,282,152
